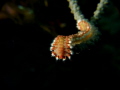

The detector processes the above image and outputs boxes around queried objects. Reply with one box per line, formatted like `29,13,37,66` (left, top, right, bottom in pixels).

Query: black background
0,0,120,89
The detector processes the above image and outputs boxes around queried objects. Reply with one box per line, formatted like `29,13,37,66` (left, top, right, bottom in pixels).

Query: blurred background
0,0,120,89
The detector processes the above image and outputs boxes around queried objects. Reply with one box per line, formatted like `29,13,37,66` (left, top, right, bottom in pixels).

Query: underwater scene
0,0,120,89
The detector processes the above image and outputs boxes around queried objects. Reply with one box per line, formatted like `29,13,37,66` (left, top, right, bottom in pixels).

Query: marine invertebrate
50,0,108,61
50,35,72,61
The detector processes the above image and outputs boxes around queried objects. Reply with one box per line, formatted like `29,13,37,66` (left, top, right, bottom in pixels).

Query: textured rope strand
67,0,84,21
91,0,108,22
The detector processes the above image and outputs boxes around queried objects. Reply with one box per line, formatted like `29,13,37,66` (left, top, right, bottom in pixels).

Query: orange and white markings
50,20,97,61
77,20,91,32
50,35,72,61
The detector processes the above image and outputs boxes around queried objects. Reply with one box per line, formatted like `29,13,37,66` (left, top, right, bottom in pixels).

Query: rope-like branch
67,0,84,21
50,0,108,61
91,0,108,22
